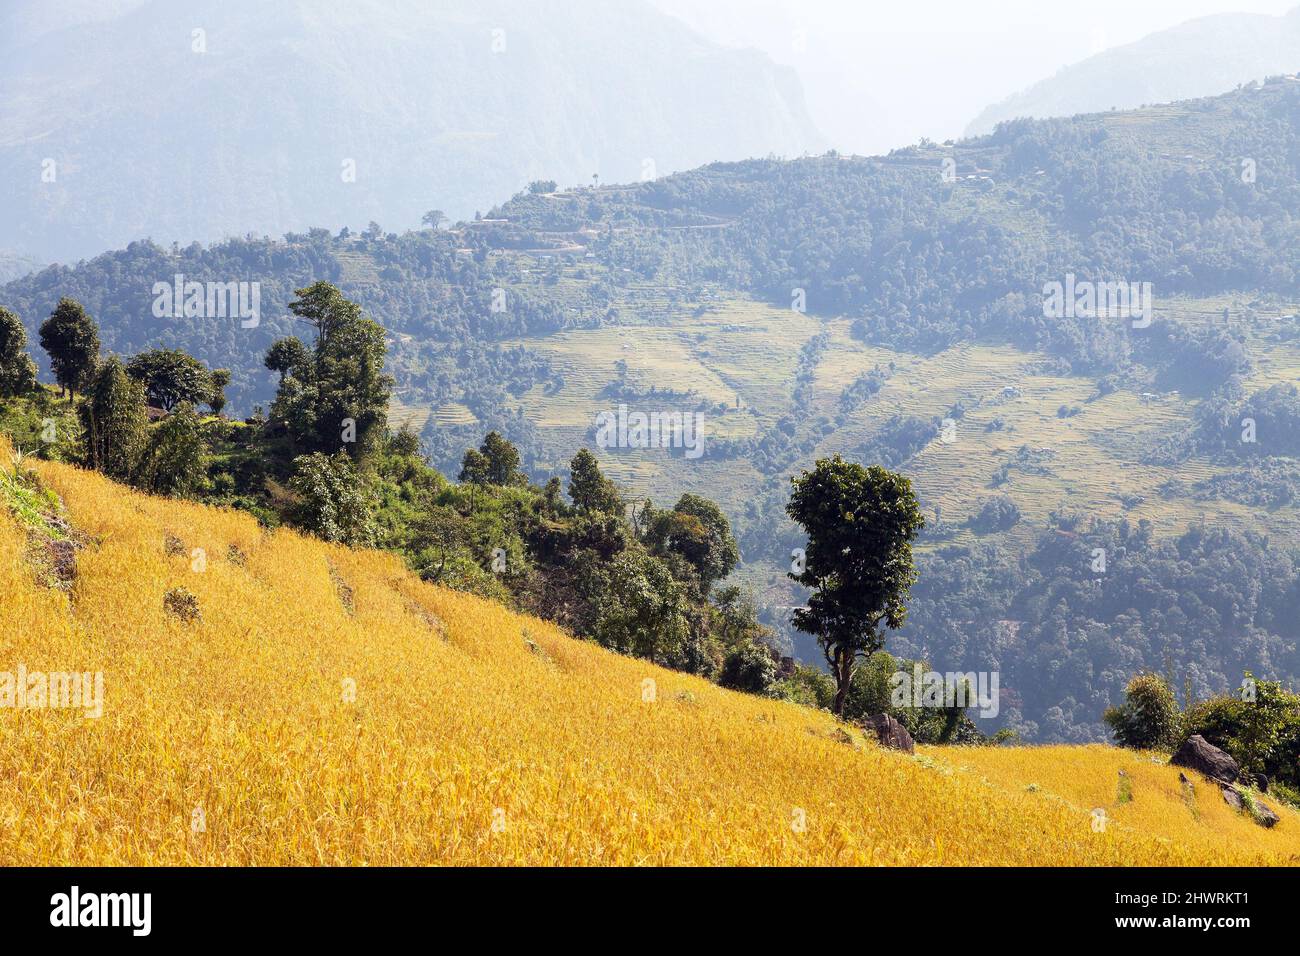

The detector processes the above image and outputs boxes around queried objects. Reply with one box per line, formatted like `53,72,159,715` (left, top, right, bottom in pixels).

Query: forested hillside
4,79,1300,741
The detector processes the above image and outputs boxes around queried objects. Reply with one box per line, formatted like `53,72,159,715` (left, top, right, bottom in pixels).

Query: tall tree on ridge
39,298,100,399
80,356,147,481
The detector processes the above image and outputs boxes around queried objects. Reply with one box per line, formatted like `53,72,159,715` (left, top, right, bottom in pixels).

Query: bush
769,664,835,709
718,642,776,694
968,495,1021,533
1103,672,1180,750
136,403,206,496
163,586,201,622
841,651,897,721
388,426,422,458
287,452,376,546
1181,675,1300,787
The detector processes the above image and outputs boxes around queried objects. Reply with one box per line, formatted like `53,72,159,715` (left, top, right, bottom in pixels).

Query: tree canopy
786,456,925,714
39,297,100,397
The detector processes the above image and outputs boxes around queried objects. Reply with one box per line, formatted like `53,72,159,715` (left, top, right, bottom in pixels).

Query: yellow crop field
925,744,1300,863
1,441,1298,866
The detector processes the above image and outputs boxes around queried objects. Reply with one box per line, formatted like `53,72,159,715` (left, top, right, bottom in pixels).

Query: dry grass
925,744,1300,863
1,441,1297,865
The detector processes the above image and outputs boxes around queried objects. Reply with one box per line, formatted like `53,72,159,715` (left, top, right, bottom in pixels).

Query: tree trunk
831,647,854,716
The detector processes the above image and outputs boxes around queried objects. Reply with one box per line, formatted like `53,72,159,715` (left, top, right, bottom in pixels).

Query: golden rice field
923,744,1300,864
2,442,1298,865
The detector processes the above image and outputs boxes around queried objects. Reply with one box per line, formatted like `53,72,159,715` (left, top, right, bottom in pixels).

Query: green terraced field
394,236,1300,608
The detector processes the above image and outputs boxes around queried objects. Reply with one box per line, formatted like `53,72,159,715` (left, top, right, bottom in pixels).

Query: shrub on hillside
1181,675,1300,790
968,495,1021,534
136,403,206,497
768,664,835,710
841,651,898,722
287,452,376,546
718,642,776,694
1104,673,1181,750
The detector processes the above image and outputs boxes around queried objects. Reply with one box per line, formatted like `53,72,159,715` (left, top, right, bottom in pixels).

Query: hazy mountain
0,251,43,285
966,6,1300,136
0,0,822,262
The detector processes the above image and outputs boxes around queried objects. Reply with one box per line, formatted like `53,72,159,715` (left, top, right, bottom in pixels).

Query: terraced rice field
2,438,1296,866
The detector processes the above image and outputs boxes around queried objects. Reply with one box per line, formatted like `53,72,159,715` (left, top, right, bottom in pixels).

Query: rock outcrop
1170,735,1238,784
864,714,915,754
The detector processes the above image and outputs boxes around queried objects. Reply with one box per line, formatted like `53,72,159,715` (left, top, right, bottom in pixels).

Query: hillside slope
5,81,1300,740
0,438,1296,865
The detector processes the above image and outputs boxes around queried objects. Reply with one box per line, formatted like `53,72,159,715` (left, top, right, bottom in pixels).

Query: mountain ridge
966,7,1300,135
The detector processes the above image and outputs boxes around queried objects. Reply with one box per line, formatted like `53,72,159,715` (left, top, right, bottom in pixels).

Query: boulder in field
1221,784,1280,828
1221,785,1244,812
1170,735,1238,784
1250,797,1281,829
865,714,915,754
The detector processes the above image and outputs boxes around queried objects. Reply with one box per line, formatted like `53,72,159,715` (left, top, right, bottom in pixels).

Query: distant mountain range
0,251,42,286
0,0,822,263
966,6,1300,136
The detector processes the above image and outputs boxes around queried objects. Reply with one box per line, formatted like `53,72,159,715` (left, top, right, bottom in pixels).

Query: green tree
287,452,375,545
479,431,523,485
264,336,309,383
568,448,620,514
841,650,899,722
273,282,392,461
0,306,37,397
459,448,490,485
457,448,491,510
79,356,147,481
541,476,565,515
314,310,391,459
1104,672,1181,750
1181,674,1300,783
412,504,471,584
709,586,769,650
388,425,422,459
592,551,690,665
137,403,206,496
718,642,777,694
421,209,447,230
769,664,836,710
209,368,231,415
647,493,739,593
126,348,214,411
786,456,925,715
39,298,100,398
1230,675,1300,778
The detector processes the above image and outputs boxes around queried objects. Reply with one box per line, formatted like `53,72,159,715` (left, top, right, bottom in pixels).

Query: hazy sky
650,0,1300,154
